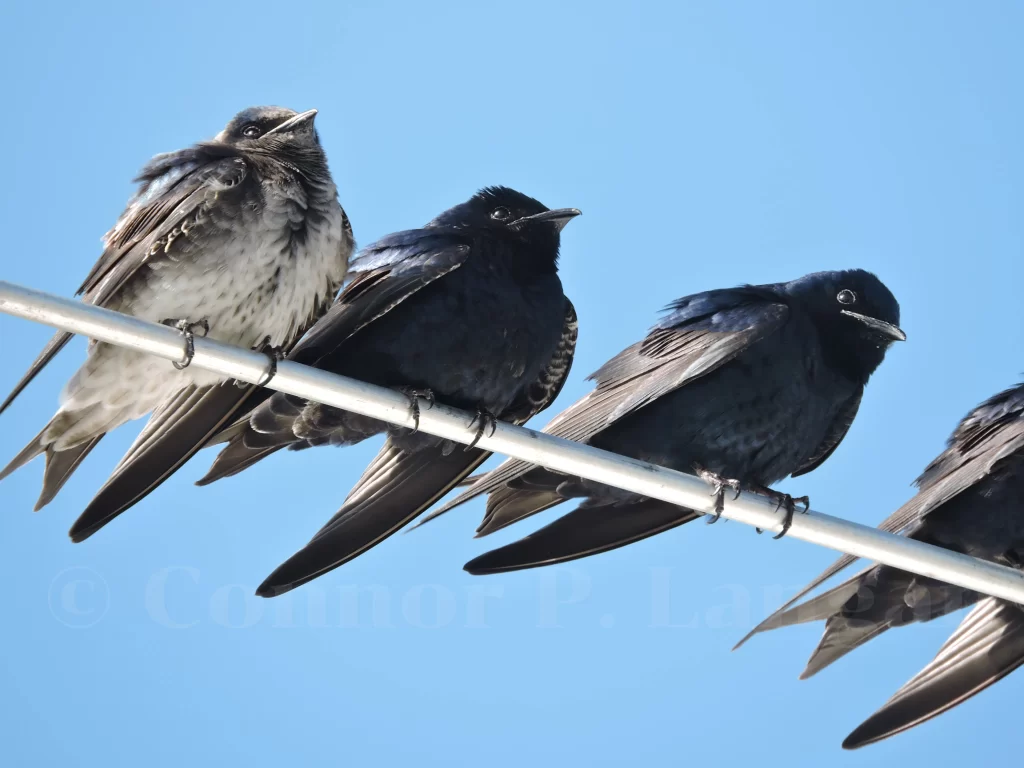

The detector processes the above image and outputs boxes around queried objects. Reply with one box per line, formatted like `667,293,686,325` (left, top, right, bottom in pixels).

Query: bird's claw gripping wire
465,409,498,451
164,318,209,370
244,336,286,388
695,466,742,524
396,387,436,432
750,485,810,539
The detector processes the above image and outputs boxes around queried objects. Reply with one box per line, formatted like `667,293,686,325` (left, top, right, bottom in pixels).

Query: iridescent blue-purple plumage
427,270,904,574
200,187,580,596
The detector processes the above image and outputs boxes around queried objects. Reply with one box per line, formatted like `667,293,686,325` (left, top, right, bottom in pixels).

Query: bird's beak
265,109,318,136
841,310,907,342
512,208,582,233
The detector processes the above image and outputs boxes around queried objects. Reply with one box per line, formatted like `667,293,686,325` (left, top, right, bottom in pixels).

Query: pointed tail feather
409,452,543,531
798,568,976,680
0,330,74,417
733,509,935,652
197,394,308,484
406,465,564,534
798,567,919,680
405,463,506,532
257,441,492,597
733,570,869,650
843,598,1024,749
195,435,283,486
400,466,510,530
475,482,567,537
35,437,105,511
801,611,896,680
464,499,699,575
0,425,49,483
0,423,104,510
69,383,256,542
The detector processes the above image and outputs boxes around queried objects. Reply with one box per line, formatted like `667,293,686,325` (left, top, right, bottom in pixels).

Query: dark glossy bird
198,186,580,596
734,383,1024,749
0,106,353,540
423,270,905,575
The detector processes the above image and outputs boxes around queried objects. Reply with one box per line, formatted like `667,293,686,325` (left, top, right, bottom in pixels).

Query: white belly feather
48,180,348,449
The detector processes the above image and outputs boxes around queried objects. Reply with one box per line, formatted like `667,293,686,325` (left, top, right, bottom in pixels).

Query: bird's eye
837,289,857,305
490,207,511,221
241,124,262,139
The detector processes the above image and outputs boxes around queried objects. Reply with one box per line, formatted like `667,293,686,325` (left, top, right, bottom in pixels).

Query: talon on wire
396,387,436,432
254,337,286,387
695,465,742,524
466,409,498,451
165,318,209,371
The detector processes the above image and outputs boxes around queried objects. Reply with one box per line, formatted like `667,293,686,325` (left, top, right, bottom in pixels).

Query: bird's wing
877,383,1024,535
0,144,250,416
842,597,1024,749
463,499,700,575
67,382,262,542
466,386,859,569
287,228,475,366
256,300,580,596
257,440,491,596
429,288,791,533
916,383,1024,489
735,383,1024,649
196,229,473,484
791,387,864,477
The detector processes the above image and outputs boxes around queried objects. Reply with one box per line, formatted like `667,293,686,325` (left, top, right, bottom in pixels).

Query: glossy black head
216,106,321,152
429,186,580,272
785,269,905,381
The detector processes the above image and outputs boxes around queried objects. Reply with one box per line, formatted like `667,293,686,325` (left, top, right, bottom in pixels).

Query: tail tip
256,580,290,598
68,515,102,544
841,733,867,750
68,528,91,544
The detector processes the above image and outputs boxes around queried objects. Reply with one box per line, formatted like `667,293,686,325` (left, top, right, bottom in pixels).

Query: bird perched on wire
419,269,905,575
734,382,1024,749
197,186,580,597
0,106,353,541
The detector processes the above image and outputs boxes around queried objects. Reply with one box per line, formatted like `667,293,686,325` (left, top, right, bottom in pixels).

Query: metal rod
2,279,1023,604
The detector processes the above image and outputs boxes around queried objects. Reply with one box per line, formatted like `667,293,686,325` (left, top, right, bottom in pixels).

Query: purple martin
423,270,905,574
0,106,353,540
734,383,1024,749
197,186,580,596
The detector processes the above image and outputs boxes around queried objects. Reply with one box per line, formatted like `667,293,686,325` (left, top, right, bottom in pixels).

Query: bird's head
216,106,322,154
430,186,580,273
786,269,905,381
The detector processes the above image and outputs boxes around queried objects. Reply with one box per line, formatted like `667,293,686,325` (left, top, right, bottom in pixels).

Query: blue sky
1,2,1022,765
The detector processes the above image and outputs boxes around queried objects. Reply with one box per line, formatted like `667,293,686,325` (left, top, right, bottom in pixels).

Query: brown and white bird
0,106,353,541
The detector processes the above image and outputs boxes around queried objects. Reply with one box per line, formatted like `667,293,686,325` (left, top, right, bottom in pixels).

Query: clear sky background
1,2,1021,766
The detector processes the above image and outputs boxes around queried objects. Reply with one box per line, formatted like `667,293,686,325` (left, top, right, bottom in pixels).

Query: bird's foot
749,485,810,539
695,465,742,524
163,318,210,370
395,387,436,432
1002,549,1024,570
465,409,498,451
248,336,286,388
